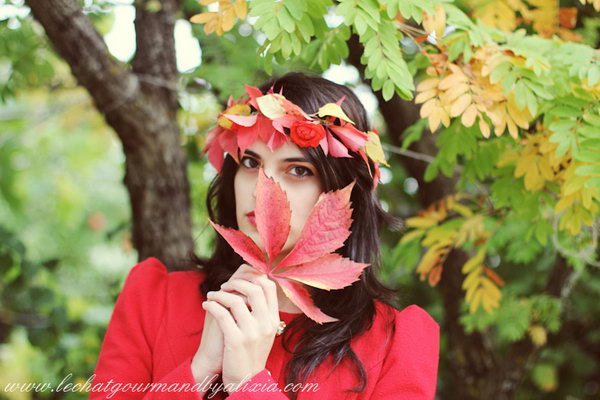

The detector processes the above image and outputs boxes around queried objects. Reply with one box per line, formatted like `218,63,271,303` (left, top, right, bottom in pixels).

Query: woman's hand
191,265,259,383
191,307,224,385
202,264,280,392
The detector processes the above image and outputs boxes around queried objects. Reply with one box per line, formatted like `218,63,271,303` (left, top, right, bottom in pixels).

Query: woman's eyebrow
282,156,310,163
244,150,309,163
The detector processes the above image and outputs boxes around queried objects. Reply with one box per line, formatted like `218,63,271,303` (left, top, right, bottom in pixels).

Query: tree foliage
1,0,599,398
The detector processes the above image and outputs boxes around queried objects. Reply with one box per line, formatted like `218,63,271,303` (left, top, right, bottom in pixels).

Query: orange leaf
558,8,577,29
428,264,443,286
483,266,505,287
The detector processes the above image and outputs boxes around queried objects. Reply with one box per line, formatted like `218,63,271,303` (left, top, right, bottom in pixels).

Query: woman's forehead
245,139,306,159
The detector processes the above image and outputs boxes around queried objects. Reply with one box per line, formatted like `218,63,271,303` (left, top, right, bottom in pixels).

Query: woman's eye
289,166,313,177
241,157,259,169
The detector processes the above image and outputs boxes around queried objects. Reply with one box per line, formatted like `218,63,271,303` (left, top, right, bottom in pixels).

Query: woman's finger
221,279,269,319
206,290,255,331
250,275,279,319
202,300,241,342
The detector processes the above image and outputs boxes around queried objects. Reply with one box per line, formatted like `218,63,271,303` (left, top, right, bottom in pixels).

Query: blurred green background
1,0,600,399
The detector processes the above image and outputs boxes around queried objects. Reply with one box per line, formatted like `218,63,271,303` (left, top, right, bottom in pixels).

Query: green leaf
575,165,600,176
424,160,440,182
278,6,296,33
401,119,427,149
284,1,306,20
587,66,600,86
584,176,600,189
382,79,395,101
532,364,558,392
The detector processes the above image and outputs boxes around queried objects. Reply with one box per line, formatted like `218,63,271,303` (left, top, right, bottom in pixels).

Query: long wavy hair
191,72,402,398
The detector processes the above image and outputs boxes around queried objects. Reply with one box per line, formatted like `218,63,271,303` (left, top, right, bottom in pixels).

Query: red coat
90,257,439,399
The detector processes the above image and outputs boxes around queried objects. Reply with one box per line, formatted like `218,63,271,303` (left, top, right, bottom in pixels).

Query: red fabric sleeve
370,305,440,399
226,369,288,399
89,258,203,399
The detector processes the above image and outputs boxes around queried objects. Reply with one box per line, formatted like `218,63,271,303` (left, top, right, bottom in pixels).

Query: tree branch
132,0,181,109
25,0,195,268
25,0,145,150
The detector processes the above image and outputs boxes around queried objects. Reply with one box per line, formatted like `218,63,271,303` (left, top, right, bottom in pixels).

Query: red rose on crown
290,121,326,148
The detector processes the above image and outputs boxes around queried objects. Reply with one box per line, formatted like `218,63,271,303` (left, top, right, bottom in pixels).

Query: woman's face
234,139,323,265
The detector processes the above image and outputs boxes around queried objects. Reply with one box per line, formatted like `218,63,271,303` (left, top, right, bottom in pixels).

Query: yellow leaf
204,17,219,34
481,277,502,303
524,162,543,190
317,103,355,124
482,291,499,312
469,288,483,313
365,131,390,166
416,78,440,92
439,71,468,90
256,94,285,118
222,6,237,31
190,11,217,24
441,83,470,103
507,98,532,128
450,202,473,217
464,272,480,301
400,229,425,244
428,107,442,132
462,247,486,274
420,98,439,118
415,89,438,104
461,104,478,127
440,108,451,128
515,153,536,178
234,0,247,19
479,119,491,138
421,227,456,247
529,324,547,347
450,93,472,117
406,216,439,228
422,4,446,39
416,246,445,277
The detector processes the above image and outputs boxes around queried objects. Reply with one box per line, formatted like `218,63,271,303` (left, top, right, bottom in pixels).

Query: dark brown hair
192,72,401,398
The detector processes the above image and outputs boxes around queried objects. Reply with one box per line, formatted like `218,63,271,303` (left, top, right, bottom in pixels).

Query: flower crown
203,84,389,189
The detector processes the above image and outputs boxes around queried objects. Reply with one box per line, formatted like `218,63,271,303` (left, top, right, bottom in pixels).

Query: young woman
90,72,439,399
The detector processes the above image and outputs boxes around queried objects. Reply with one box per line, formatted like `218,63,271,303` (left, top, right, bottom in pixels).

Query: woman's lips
246,211,256,227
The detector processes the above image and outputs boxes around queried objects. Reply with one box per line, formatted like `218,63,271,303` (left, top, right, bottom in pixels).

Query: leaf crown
202,84,389,189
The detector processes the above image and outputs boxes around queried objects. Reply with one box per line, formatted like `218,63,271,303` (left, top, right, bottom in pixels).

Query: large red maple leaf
209,169,369,324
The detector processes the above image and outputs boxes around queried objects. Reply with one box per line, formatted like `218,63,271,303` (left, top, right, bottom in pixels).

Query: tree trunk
25,0,194,269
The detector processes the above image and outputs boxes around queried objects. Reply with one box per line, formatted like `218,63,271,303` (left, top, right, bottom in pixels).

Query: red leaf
326,131,351,158
266,129,287,150
244,84,263,110
208,220,267,272
273,253,368,290
328,122,368,152
276,181,355,269
255,170,291,265
223,114,257,127
209,175,361,324
319,134,329,156
234,124,260,156
275,277,338,324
